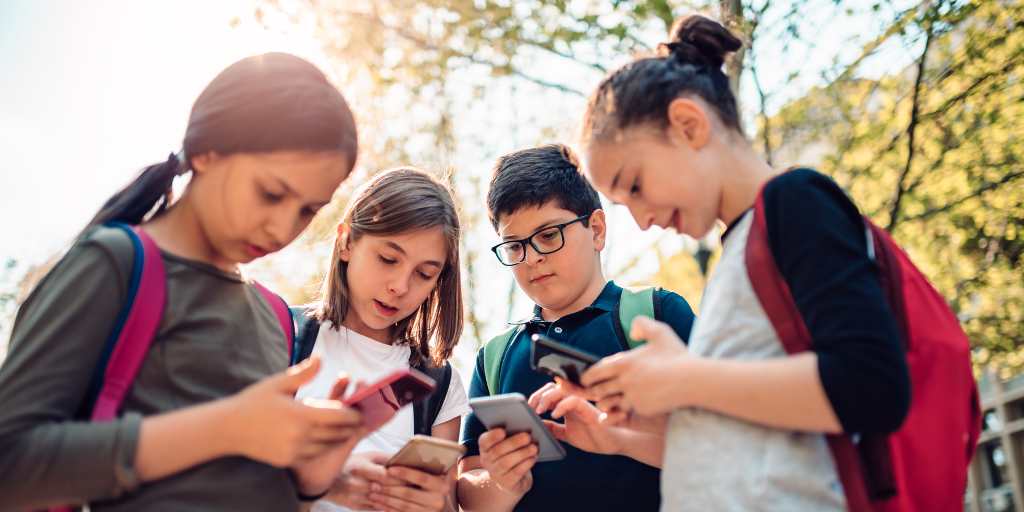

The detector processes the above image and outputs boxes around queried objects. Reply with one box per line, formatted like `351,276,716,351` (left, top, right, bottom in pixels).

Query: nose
523,243,546,267
263,209,296,251
387,271,411,297
628,202,656,231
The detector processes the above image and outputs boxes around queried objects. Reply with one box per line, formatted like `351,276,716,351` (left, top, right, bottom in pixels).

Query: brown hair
581,15,743,144
84,52,357,233
316,167,463,367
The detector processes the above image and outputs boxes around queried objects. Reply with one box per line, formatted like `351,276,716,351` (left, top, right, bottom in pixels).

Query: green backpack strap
482,326,520,396
618,287,658,349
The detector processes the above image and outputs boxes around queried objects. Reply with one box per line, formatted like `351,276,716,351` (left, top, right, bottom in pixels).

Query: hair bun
659,15,742,69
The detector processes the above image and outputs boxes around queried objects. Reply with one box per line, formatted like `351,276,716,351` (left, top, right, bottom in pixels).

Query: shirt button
553,327,563,334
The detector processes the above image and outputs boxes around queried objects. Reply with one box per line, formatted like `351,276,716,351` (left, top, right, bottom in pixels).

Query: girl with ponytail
539,15,910,510
0,53,365,510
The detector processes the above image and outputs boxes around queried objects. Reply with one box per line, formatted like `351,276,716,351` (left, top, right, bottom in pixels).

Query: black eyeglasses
491,214,591,266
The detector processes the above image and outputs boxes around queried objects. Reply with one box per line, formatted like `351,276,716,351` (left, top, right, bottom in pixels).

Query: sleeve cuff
112,412,143,495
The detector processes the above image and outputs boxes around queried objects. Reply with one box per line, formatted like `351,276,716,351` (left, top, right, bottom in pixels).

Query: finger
272,356,321,394
543,420,567,442
595,394,624,413
477,428,507,452
599,408,629,426
368,488,437,512
580,353,626,388
300,400,363,427
492,444,539,475
328,373,351,401
629,316,675,347
587,378,624,404
527,382,556,410
387,466,447,492
535,386,567,415
504,449,538,480
485,432,534,460
351,459,404,486
551,396,597,423
307,424,364,443
553,377,588,398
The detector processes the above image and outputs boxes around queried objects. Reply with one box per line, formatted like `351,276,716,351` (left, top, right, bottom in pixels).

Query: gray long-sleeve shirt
0,225,297,511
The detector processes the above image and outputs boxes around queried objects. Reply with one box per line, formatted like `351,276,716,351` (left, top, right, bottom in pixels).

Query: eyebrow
384,240,444,268
273,177,331,208
501,218,571,241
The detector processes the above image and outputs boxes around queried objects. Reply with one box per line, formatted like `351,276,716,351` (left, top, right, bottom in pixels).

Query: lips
373,299,399,317
530,273,555,284
246,243,270,258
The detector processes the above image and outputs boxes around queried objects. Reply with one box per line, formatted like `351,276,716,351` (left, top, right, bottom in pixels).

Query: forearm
615,430,664,468
681,353,841,433
135,399,236,481
456,468,523,512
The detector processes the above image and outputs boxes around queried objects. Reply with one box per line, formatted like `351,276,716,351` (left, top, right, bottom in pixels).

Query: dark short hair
486,144,602,230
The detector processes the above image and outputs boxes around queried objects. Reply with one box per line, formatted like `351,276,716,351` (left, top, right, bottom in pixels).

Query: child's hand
223,357,363,468
529,382,623,455
324,452,404,510
582,316,691,418
291,373,369,496
369,465,452,512
477,428,538,497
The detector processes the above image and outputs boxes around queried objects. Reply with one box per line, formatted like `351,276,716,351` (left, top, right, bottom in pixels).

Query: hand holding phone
469,393,566,462
530,334,600,386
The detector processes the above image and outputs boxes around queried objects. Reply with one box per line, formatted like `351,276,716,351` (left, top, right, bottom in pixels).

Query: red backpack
52,224,294,512
745,180,981,511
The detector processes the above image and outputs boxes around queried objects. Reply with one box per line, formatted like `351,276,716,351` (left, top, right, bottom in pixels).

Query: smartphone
530,333,599,386
386,435,466,475
343,369,436,431
469,393,566,462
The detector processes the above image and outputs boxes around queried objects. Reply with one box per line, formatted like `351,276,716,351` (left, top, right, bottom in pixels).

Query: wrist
672,355,708,410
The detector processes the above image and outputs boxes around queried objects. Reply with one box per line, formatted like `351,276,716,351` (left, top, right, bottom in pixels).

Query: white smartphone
469,393,567,462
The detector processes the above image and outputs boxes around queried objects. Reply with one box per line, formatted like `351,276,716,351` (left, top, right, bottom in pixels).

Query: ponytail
81,152,187,235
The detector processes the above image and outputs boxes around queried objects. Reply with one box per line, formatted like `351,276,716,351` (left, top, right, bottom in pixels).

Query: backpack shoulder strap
289,306,321,366
744,187,874,512
252,282,294,364
413,362,453,436
89,224,166,421
616,287,657,350
482,326,520,396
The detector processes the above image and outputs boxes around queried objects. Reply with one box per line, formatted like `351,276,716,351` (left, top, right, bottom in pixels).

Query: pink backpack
745,180,981,511
53,224,293,511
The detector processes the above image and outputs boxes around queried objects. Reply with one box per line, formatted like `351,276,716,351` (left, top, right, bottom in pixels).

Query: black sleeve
763,169,910,434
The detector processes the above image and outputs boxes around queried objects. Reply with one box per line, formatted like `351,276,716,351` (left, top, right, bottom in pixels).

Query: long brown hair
316,167,463,367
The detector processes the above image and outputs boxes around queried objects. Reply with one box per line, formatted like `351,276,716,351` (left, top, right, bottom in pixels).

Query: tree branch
887,14,934,230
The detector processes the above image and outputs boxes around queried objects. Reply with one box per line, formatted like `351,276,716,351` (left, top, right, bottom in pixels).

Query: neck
717,140,776,227
341,309,394,345
540,265,607,322
144,195,239,274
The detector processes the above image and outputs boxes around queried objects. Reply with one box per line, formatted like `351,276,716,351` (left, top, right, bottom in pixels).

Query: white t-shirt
295,324,470,512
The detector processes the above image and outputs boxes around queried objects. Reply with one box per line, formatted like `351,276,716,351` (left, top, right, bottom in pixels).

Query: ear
588,209,607,251
189,152,220,175
666,98,711,150
337,223,352,262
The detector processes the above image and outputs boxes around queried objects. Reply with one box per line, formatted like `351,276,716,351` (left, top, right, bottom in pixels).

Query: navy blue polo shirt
461,281,696,511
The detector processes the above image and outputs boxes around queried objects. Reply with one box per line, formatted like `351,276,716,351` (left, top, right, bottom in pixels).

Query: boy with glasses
457,144,696,511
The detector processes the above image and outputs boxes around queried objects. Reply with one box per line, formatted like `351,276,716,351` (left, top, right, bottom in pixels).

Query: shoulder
762,168,862,222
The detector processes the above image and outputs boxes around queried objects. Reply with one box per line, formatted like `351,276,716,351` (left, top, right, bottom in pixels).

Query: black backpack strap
289,306,321,365
413,362,453,436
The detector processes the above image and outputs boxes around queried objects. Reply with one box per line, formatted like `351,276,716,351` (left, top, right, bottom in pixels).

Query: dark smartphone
343,369,436,431
530,333,600,386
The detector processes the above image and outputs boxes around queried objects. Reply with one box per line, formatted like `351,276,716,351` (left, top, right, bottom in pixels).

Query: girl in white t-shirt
296,167,469,512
